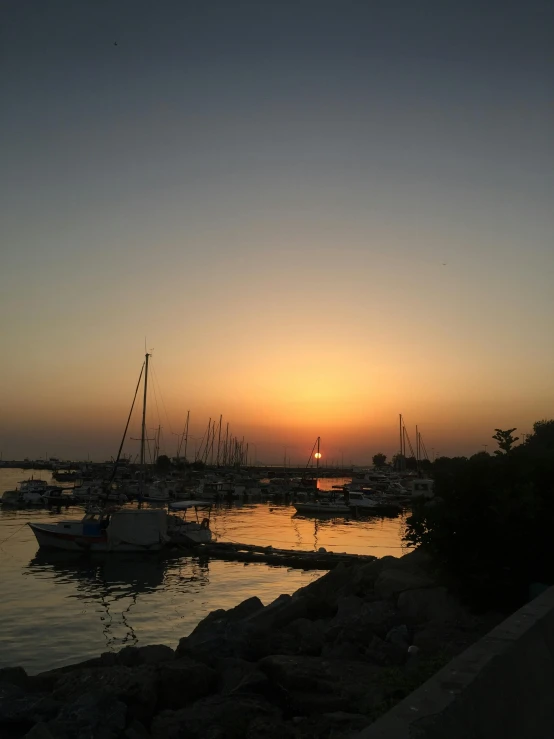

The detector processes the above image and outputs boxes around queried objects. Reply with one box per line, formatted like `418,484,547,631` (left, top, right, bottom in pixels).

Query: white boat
293,500,350,515
28,509,168,552
411,478,434,498
1,479,49,507
168,500,214,544
347,491,382,510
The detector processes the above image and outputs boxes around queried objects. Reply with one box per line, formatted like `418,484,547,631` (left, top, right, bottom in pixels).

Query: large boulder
176,620,270,666
52,665,158,722
157,658,217,709
374,568,434,599
295,562,366,614
48,692,126,739
187,597,264,638
117,644,175,667
245,594,309,630
151,695,282,739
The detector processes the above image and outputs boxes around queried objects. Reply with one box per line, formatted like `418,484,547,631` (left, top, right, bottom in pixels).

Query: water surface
0,469,407,673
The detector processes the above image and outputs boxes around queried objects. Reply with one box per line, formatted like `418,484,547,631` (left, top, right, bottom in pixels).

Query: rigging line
109,362,145,485
151,362,175,436
0,522,29,549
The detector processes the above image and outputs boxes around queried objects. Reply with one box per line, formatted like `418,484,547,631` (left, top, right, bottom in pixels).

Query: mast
316,436,320,471
399,414,403,471
182,410,190,463
216,415,222,467
140,353,150,468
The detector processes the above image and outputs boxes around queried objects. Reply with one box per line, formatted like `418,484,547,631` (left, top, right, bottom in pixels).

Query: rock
0,684,62,730
24,723,56,739
123,719,151,738
245,594,308,630
374,568,434,599
258,656,385,715
245,716,296,739
53,665,158,722
397,586,460,624
217,658,270,696
177,621,270,666
29,653,119,692
0,666,28,689
296,562,362,613
118,644,175,667
151,695,282,739
50,692,126,739
157,657,217,709
293,711,369,739
275,617,328,656
187,596,265,639
399,548,434,573
325,599,400,643
386,624,410,648
336,595,364,619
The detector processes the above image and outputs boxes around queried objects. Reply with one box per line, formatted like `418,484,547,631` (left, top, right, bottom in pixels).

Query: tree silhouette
492,428,519,455
372,453,387,467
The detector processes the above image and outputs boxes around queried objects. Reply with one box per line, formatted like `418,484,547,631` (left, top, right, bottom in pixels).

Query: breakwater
0,550,501,739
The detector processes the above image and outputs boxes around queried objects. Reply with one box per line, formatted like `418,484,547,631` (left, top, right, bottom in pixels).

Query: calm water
0,469,407,673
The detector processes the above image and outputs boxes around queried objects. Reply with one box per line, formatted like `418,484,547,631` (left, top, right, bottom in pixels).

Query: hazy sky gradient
1,0,553,462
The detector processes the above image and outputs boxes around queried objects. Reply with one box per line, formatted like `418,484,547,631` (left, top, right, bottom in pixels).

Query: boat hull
28,523,164,552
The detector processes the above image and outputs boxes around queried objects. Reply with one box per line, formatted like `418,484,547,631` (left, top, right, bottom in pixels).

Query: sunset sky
1,0,553,463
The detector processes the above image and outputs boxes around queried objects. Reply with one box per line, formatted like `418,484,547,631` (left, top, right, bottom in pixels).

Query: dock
170,540,376,569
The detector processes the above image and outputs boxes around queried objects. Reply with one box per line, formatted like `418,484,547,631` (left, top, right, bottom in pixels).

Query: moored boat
28,508,168,552
168,500,214,545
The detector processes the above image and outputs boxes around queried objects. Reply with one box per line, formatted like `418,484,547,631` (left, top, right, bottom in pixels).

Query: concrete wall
357,586,554,739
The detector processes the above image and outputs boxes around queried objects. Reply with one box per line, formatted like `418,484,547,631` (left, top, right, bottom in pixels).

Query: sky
1,0,553,463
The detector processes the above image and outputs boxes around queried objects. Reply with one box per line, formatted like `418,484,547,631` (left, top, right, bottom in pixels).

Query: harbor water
0,469,407,673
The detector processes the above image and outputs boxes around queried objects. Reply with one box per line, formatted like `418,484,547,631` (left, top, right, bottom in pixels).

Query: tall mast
316,436,320,470
399,414,402,471
140,353,150,468
216,415,222,467
182,410,190,463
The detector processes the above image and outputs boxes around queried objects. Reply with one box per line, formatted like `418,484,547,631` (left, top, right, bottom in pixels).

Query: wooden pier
169,540,375,569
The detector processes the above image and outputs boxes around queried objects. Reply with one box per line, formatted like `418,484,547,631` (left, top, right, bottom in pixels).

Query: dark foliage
405,420,554,609
372,453,387,467
156,454,172,471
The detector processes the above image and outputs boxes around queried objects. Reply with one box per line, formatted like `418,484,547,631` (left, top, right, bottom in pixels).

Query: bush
405,421,554,609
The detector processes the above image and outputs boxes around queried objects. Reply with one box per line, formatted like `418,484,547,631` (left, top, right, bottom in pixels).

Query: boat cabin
411,479,434,498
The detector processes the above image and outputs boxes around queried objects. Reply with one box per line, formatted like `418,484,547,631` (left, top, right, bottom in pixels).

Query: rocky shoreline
0,550,503,739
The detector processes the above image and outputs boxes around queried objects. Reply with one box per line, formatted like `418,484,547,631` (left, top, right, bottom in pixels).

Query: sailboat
28,354,169,552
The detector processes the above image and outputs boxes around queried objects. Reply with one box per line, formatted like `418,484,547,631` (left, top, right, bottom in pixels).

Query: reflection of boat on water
26,551,209,651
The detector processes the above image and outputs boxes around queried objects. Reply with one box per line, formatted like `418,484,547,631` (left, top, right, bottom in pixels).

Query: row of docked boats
292,477,434,516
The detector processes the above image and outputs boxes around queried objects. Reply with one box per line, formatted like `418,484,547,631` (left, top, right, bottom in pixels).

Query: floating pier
170,540,376,569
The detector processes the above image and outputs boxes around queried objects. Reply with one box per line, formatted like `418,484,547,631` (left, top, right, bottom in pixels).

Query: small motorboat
1,479,49,507
28,508,169,552
167,500,214,545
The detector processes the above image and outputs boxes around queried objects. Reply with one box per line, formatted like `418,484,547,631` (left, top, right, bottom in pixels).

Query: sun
314,452,322,459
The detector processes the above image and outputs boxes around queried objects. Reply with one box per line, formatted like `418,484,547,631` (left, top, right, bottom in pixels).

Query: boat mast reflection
25,552,210,651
